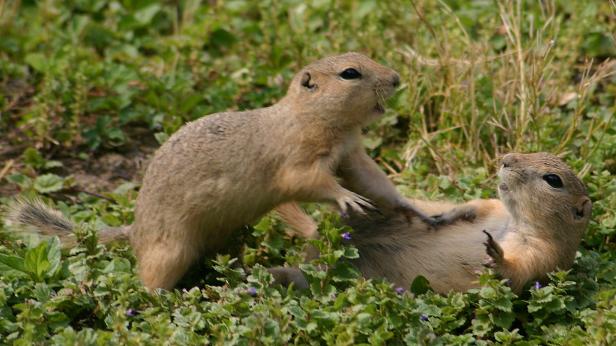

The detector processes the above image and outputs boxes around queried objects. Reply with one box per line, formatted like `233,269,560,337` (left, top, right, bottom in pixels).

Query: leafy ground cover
1,0,615,344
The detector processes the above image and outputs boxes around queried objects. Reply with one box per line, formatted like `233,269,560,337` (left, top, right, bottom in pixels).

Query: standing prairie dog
7,53,462,290
272,152,592,293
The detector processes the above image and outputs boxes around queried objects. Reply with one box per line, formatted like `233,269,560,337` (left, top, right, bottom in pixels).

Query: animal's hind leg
137,241,200,290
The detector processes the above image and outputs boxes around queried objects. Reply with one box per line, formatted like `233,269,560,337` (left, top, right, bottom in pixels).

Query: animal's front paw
421,214,443,229
428,213,448,227
336,191,373,216
457,206,477,222
482,230,504,267
430,205,477,229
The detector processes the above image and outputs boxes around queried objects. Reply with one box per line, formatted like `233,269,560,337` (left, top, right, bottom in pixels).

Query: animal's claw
336,191,373,216
483,230,504,264
482,255,497,268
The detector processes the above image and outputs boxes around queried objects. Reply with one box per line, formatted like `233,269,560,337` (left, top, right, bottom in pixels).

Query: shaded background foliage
0,0,615,344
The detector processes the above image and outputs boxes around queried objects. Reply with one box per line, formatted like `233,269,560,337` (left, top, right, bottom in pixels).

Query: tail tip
4,197,73,235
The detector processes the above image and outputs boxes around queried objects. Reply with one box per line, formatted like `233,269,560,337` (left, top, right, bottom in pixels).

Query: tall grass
395,0,615,174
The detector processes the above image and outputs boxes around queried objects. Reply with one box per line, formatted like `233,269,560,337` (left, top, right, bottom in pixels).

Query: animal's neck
513,220,579,254
266,100,359,165
277,95,361,131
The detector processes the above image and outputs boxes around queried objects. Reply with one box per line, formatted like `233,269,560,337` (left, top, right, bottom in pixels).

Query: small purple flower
420,314,429,322
125,308,138,317
534,281,542,290
341,232,352,241
247,287,258,296
506,279,512,287
395,287,405,295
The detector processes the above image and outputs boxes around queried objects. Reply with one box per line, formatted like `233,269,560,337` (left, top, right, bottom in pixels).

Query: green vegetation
1,0,615,344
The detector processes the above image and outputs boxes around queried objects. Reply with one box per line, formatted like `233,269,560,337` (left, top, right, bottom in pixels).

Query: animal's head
498,152,591,238
286,52,400,127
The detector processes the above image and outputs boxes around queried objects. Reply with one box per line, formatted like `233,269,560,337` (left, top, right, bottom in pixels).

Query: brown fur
275,203,319,239
274,153,591,294
130,52,420,289
8,53,446,290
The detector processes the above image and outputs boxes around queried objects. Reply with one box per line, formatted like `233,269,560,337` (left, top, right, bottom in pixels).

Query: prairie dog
7,53,454,290
271,153,592,294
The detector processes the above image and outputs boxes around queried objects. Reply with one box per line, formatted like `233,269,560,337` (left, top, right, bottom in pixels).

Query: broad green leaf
24,242,51,281
134,4,161,25
33,174,65,193
25,53,47,72
0,253,26,272
46,237,62,278
410,275,432,295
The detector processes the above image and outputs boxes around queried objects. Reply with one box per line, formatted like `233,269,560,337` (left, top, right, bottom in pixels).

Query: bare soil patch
0,127,159,197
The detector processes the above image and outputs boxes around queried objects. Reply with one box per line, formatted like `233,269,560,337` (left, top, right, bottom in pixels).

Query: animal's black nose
391,74,400,88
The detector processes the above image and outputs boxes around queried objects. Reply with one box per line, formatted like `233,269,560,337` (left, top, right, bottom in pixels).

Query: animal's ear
300,72,317,90
573,197,591,220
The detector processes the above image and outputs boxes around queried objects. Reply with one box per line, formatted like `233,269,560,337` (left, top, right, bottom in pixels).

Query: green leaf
106,128,126,146
134,4,161,25
6,173,32,189
33,174,65,193
22,147,45,169
101,213,121,227
154,132,169,145
410,275,432,295
299,263,327,280
44,160,63,169
343,246,359,259
355,0,377,19
46,237,62,278
24,242,51,281
492,311,515,329
330,262,359,282
0,253,26,272
582,32,616,57
493,296,513,312
363,135,382,150
208,29,237,49
25,53,48,72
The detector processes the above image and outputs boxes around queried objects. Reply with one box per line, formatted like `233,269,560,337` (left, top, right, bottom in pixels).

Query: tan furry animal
271,152,592,293
7,53,459,290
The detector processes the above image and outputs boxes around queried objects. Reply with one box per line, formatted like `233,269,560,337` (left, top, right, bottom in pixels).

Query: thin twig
72,187,115,203
399,46,518,67
0,159,14,181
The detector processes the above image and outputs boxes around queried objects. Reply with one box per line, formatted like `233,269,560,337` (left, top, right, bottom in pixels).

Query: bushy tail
5,198,129,246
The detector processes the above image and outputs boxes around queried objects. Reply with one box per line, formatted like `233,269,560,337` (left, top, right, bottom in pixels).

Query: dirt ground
0,127,159,198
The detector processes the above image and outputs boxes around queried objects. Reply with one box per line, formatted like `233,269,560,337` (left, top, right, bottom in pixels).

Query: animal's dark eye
339,68,362,80
543,174,563,188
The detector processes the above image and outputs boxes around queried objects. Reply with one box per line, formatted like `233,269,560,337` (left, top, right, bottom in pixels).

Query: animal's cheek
514,169,530,182
347,92,374,107
519,189,542,212
358,90,378,105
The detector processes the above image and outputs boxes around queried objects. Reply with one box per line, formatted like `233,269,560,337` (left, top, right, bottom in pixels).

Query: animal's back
132,109,279,252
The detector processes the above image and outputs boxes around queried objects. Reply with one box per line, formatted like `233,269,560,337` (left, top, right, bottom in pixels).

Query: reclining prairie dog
7,53,463,290
271,152,592,293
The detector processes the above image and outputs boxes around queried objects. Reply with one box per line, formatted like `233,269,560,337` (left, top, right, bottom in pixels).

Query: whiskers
374,85,388,108
500,169,526,188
